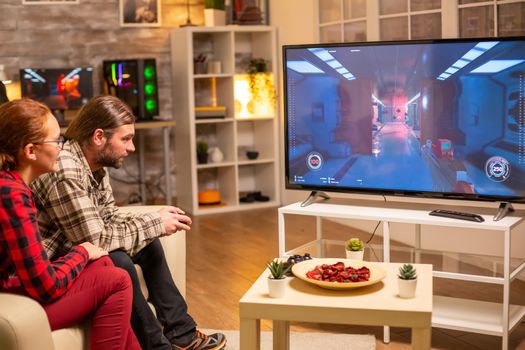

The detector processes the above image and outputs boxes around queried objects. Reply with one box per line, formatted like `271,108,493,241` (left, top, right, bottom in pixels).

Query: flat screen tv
283,37,525,209
20,67,93,124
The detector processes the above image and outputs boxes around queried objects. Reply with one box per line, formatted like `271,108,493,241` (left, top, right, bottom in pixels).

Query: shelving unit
277,201,525,349
170,26,280,215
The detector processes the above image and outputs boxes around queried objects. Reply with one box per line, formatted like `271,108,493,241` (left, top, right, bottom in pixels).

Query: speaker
102,58,159,120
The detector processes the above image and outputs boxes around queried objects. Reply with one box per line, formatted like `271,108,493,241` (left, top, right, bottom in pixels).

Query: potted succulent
398,263,417,298
345,237,365,260
267,259,292,298
196,140,208,164
204,0,226,26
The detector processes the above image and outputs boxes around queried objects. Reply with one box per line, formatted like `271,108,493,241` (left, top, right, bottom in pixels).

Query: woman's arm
0,189,89,304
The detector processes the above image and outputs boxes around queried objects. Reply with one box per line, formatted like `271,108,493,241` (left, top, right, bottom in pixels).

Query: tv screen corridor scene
284,37,525,202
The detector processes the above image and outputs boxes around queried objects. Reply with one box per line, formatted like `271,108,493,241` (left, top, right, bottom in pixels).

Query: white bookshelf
170,26,280,215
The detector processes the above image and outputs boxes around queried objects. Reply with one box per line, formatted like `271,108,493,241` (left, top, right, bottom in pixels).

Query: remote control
429,209,485,222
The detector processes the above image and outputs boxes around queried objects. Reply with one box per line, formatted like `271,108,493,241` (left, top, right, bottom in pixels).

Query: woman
0,99,141,350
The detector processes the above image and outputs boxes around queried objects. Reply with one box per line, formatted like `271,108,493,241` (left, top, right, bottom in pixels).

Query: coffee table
239,261,432,349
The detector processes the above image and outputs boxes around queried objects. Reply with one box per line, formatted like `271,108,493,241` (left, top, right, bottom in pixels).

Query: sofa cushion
51,324,88,350
135,264,149,300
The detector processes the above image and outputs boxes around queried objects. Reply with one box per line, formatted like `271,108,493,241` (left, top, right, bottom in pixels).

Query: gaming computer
19,58,160,122
102,59,159,121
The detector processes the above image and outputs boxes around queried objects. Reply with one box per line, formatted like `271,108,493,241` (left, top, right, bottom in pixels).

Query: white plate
292,258,386,290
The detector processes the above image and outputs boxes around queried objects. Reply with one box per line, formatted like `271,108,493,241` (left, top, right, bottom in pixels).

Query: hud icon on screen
485,156,510,182
306,152,323,171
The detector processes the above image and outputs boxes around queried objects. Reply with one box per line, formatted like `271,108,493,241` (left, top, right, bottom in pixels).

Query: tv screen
20,67,93,124
283,37,525,203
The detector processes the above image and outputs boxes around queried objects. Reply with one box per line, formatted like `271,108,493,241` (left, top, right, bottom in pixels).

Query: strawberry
305,263,371,283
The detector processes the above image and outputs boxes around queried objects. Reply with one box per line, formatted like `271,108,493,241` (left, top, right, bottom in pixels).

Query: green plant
204,0,225,10
267,259,292,279
345,238,364,252
398,263,417,280
247,58,276,107
196,140,208,155
248,58,268,75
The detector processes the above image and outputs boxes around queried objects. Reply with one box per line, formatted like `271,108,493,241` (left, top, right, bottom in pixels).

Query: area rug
201,329,376,350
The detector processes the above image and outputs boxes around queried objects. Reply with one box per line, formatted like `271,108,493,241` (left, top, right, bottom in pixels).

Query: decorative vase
204,8,226,27
398,278,417,298
267,277,287,298
208,147,224,163
345,249,364,261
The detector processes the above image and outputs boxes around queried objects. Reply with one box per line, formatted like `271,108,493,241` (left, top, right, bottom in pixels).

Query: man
32,95,226,350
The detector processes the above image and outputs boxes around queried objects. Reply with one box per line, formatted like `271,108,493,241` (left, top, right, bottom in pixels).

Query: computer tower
102,59,159,120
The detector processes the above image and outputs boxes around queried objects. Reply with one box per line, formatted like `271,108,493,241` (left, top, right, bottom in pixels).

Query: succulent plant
196,140,208,155
267,259,292,279
398,263,417,280
204,0,225,10
345,238,364,252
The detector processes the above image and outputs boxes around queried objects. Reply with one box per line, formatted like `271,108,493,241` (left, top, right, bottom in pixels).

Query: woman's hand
79,242,108,261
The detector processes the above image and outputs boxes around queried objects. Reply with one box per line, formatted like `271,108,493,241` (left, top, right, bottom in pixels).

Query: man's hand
159,206,192,234
79,242,109,261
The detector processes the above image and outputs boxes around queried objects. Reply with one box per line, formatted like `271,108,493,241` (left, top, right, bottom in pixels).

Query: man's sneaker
171,330,226,350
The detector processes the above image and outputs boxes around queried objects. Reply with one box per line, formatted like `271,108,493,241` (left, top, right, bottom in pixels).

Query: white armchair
0,206,186,350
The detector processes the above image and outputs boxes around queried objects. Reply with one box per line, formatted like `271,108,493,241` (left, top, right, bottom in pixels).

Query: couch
0,206,186,350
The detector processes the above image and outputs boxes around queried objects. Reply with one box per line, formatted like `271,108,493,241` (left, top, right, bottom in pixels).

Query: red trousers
43,256,141,350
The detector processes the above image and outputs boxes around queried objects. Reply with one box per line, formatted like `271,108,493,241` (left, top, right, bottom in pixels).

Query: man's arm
44,176,163,256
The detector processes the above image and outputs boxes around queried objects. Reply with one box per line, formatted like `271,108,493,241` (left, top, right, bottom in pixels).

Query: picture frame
229,0,268,25
22,0,79,4
120,0,161,27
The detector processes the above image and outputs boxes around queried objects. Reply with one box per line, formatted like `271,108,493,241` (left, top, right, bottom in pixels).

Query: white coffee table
239,261,432,350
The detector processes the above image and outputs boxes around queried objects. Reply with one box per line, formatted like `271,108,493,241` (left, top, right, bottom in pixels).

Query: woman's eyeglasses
35,136,66,150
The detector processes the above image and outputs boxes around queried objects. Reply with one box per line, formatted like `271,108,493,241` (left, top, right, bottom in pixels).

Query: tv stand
494,202,514,221
277,201,525,350
300,191,330,207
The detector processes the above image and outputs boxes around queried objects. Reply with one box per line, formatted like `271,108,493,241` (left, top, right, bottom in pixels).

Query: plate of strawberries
292,258,386,290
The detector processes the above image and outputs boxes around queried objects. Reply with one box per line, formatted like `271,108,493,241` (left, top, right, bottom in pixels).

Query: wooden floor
184,206,525,350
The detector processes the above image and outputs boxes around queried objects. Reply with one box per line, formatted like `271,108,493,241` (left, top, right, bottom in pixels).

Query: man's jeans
110,239,196,350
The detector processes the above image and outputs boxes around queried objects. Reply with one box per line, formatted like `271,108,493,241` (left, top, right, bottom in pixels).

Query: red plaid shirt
0,170,88,304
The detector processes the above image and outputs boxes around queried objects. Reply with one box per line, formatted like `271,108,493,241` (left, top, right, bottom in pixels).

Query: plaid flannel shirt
0,170,89,303
31,140,164,260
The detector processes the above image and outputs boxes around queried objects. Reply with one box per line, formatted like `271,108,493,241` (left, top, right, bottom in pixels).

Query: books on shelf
195,106,227,119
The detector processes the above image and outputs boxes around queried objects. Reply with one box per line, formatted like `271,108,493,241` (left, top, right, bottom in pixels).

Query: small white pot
267,276,287,298
345,249,364,261
204,8,226,27
398,278,417,298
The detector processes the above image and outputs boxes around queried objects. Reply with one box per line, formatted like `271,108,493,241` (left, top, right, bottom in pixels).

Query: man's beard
94,143,126,169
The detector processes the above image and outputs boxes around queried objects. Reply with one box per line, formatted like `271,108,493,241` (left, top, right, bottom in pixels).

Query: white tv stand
278,201,525,350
